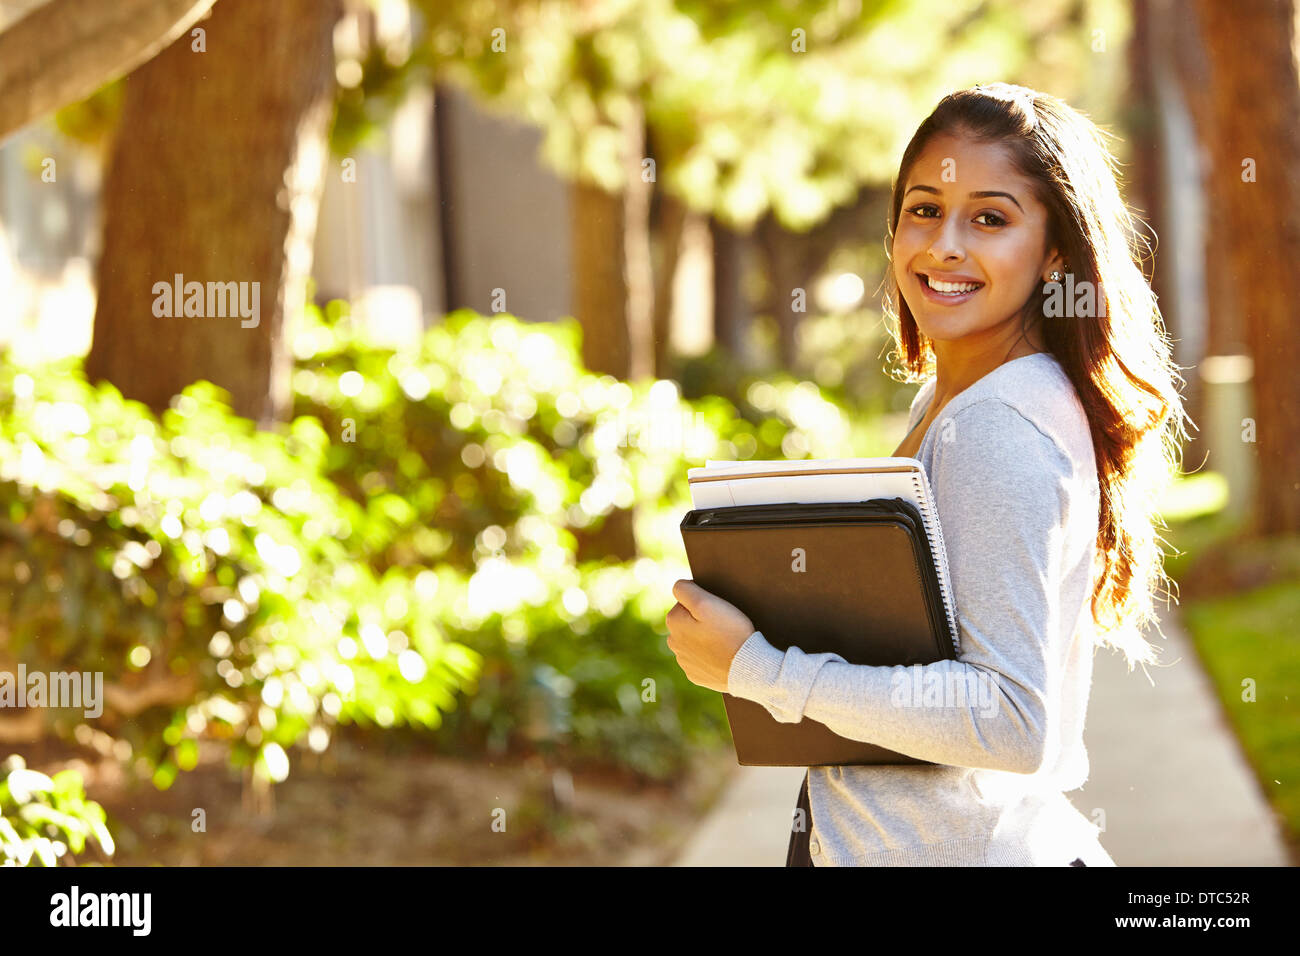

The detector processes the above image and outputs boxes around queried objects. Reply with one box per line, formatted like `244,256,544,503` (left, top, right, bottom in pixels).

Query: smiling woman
669,82,1191,869
891,132,1061,367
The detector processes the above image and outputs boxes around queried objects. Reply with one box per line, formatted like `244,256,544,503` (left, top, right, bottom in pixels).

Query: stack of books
680,457,959,766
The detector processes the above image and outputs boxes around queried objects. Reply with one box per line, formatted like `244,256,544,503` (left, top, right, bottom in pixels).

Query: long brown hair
882,83,1192,670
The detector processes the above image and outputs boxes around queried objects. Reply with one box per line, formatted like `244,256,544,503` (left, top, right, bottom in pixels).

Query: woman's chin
912,305,1003,342
912,317,968,342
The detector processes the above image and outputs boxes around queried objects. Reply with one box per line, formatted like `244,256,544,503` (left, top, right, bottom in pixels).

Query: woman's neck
929,327,1047,406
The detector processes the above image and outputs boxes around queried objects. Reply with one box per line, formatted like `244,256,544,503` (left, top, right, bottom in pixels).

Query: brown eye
975,212,1008,227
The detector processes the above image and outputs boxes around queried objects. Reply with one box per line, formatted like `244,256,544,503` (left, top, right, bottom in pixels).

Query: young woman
665,83,1191,866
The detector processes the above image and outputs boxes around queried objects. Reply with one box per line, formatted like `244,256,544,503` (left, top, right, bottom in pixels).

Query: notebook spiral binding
910,469,961,656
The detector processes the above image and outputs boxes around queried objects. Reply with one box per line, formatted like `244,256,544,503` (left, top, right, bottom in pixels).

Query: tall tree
650,191,688,378
85,0,343,423
1191,0,1300,533
570,102,654,381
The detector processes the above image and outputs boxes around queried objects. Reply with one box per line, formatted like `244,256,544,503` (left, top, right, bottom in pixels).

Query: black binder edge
680,497,957,661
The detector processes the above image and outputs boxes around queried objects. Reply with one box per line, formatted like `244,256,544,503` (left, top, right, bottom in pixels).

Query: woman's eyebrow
904,183,1024,213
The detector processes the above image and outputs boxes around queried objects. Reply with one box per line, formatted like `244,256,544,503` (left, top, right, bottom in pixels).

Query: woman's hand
665,580,756,694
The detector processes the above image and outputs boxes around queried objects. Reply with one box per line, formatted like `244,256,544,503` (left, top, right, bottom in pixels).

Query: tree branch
0,0,218,142
101,671,199,717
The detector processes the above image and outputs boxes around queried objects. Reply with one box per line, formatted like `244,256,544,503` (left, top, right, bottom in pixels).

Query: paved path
673,608,1292,866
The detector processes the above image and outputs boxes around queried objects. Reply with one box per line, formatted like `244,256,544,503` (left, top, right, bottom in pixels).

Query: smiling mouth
916,272,985,297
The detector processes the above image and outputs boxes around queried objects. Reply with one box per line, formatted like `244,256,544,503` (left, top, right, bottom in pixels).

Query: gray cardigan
726,352,1116,865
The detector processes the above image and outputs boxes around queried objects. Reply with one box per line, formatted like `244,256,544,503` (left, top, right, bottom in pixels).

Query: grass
1179,581,1300,857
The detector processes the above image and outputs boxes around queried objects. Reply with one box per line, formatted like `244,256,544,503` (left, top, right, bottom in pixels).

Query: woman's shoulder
991,353,1093,462
907,375,937,429
943,354,1098,492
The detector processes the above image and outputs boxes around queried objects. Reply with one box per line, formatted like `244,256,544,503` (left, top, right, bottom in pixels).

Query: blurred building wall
310,80,574,344
433,82,571,325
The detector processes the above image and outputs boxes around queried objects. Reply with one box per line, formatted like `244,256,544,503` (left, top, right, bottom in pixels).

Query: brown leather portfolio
680,498,958,767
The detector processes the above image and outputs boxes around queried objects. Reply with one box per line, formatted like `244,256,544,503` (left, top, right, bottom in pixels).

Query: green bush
0,302,864,803
0,347,481,790
0,755,113,866
290,304,864,776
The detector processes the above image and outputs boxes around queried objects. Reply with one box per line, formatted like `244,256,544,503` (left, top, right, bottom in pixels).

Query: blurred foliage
1,755,113,866
332,2,437,156
289,302,875,775
50,0,1127,233
410,0,1126,230
0,329,482,793
685,309,916,405
1,303,871,795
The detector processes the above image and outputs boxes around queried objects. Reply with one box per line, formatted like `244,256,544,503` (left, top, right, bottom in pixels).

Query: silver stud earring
1048,270,1063,282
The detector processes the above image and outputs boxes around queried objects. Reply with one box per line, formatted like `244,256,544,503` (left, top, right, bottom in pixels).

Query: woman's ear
1042,247,1069,282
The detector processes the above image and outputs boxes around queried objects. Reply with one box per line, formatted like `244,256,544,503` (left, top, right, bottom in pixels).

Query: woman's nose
927,217,966,263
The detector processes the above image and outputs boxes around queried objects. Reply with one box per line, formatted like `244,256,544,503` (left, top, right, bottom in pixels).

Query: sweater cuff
727,630,786,701
727,630,853,724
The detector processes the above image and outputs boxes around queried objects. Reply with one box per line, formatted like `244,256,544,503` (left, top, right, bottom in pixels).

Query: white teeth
924,275,982,294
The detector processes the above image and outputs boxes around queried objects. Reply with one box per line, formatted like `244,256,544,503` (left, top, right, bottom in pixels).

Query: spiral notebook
687,457,958,650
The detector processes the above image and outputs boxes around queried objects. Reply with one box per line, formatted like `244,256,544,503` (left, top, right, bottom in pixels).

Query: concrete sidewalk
673,608,1292,866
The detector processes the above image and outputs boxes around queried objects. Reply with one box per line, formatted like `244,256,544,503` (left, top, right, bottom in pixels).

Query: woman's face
891,131,1061,345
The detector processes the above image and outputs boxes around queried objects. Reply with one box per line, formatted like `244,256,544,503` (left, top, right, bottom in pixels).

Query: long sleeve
726,399,1080,775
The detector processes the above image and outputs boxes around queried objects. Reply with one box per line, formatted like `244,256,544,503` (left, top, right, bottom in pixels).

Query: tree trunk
1134,0,1207,429
571,177,630,378
85,0,343,425
756,212,804,370
568,173,638,559
1192,0,1300,534
1172,0,1246,361
1125,0,1164,322
651,192,688,378
0,0,218,142
568,111,655,562
570,104,658,383
622,101,655,382
711,216,747,357
752,187,886,371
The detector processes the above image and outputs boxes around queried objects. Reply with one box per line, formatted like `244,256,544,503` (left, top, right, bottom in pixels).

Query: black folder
680,497,958,766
